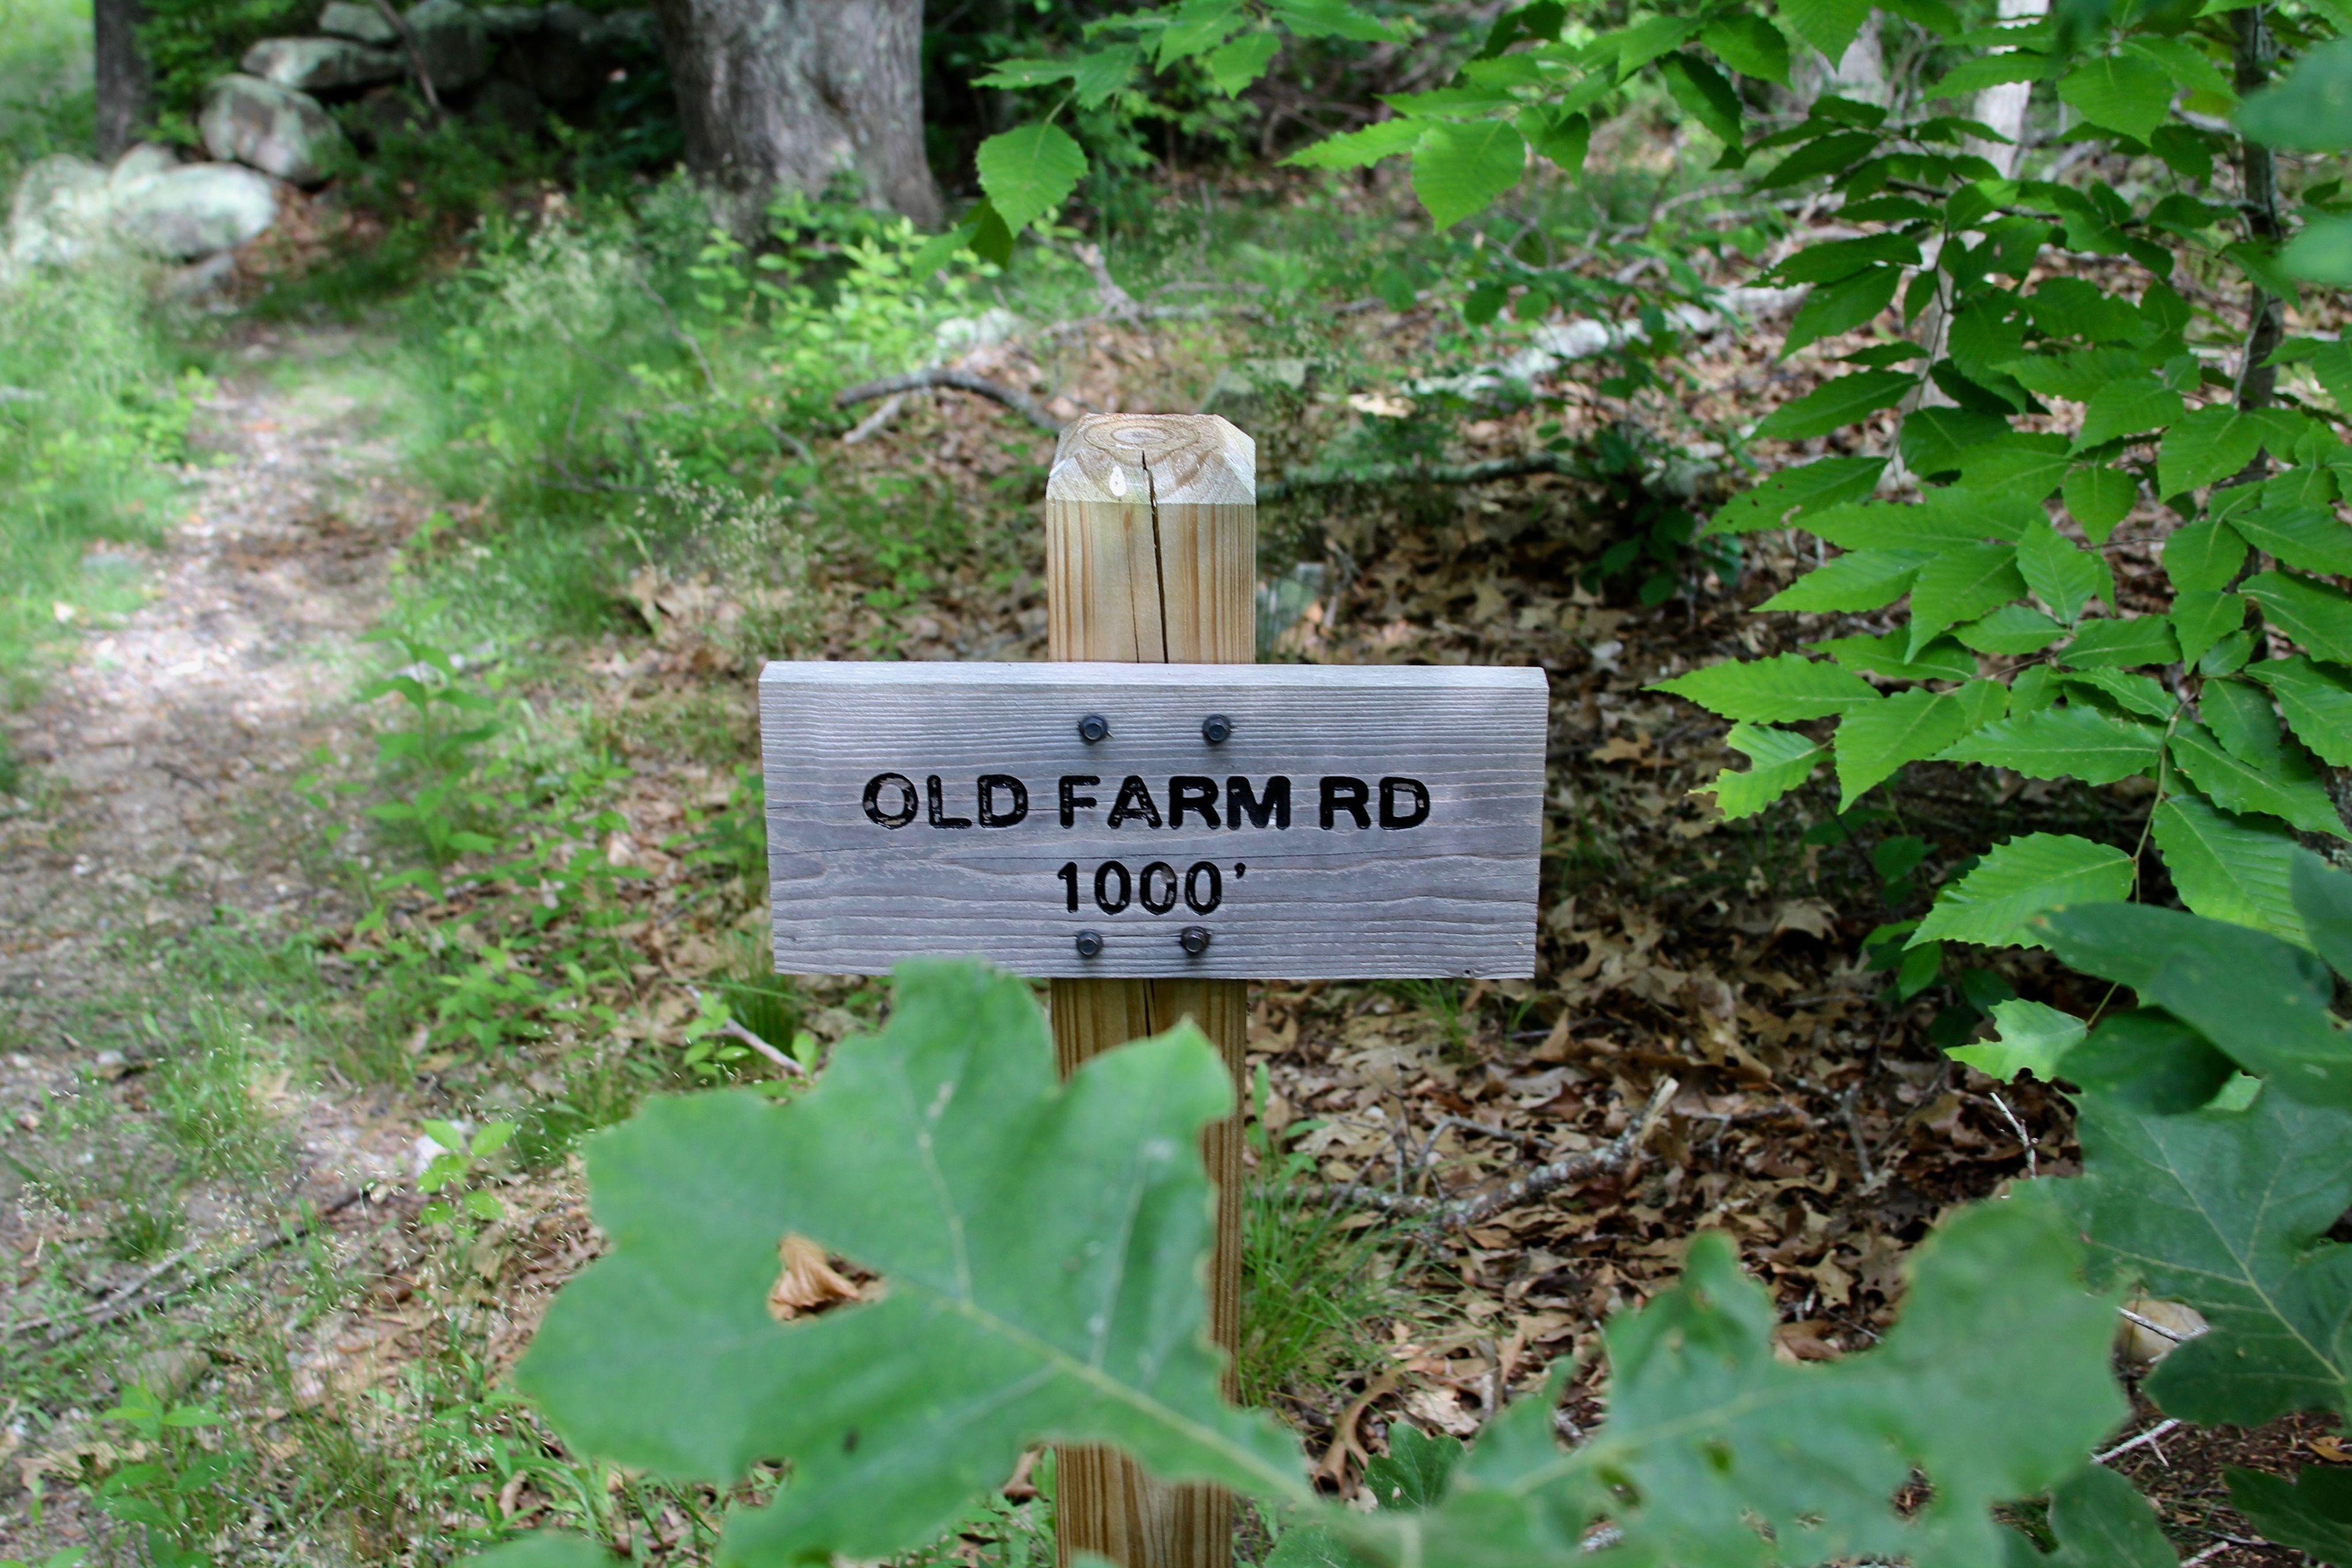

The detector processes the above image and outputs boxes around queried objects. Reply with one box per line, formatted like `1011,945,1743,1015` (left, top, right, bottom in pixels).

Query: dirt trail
2,327,410,1017
0,331,432,1553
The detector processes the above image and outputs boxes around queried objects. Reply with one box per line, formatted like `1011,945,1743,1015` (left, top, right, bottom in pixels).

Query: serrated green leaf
975,123,1088,234
1758,548,1932,612
1659,51,1744,149
2237,36,2352,153
1158,0,1245,64
1753,370,1913,441
1615,13,1698,77
2006,347,2148,405
516,962,1308,1563
2057,1069,2352,1422
1773,233,1923,285
1411,119,1526,230
1913,832,2133,950
1779,0,1874,62
2201,677,2285,768
1272,0,1399,43
1205,31,1280,94
2163,519,2248,594
1703,456,1886,536
1700,13,1790,82
1955,603,2065,655
1834,680,2005,808
2072,377,2184,451
1910,541,2026,655
2059,616,2179,669
1902,405,2014,479
2057,53,2174,145
2039,898,2352,1107
2016,515,2110,624
2159,404,2272,495
1951,998,2086,1082
2247,655,2352,767
2027,276,2152,346
2230,503,2352,575
1366,1195,2123,1568
1697,722,1824,818
1286,119,1426,170
1951,434,2075,496
1940,703,2164,783
2170,723,2348,839
1931,50,2048,97
1815,629,1979,680
2057,667,2175,720
1653,654,1877,721
2154,793,2308,944
2228,1468,2352,1564
2245,570,2352,664
2171,590,2246,668
1810,490,2031,551
2036,1463,2182,1568
1784,266,1904,356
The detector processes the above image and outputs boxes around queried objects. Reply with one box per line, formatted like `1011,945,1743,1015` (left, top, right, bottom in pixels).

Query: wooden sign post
759,414,1547,1568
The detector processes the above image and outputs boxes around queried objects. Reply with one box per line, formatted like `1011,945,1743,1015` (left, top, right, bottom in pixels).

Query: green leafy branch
480,960,2147,1568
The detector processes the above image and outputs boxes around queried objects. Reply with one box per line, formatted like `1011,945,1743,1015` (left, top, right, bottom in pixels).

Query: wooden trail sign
757,661,1548,979
758,414,1550,1568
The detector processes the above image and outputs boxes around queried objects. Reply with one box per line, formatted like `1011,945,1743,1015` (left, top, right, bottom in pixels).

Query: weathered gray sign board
758,661,1548,979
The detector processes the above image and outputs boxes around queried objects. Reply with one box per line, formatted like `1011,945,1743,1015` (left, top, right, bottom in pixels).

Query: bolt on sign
759,662,1547,978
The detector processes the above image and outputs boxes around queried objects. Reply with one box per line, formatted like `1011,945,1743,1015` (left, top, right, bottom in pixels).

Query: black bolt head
1074,929,1104,958
1077,714,1111,744
1201,714,1233,745
1179,925,1212,956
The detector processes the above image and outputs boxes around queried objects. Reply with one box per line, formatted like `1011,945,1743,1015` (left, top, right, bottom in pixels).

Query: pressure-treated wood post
1046,414,1255,1568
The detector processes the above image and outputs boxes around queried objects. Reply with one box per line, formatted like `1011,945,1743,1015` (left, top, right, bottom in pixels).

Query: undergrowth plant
481,959,2174,1568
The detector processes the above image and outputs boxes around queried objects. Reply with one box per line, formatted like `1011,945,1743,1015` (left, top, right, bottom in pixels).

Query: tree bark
2233,3,2285,414
92,0,151,162
648,0,942,232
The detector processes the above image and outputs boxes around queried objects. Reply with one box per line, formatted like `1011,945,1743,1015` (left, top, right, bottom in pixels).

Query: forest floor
0,296,2335,1567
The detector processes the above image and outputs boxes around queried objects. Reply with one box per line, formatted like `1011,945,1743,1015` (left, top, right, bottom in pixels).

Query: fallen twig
1259,452,1569,502
1332,1077,1679,1228
23,1187,366,1348
2119,1305,2190,1344
2094,1418,2182,1466
833,369,1060,435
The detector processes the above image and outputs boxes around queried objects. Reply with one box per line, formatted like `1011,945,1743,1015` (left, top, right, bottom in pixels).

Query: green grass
0,0,91,189
0,260,206,698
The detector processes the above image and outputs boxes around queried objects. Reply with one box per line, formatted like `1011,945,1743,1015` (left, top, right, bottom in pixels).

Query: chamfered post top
1047,413,1256,507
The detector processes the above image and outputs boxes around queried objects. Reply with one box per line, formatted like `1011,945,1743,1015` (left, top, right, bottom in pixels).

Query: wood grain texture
756,662,1549,979
1047,414,1250,1568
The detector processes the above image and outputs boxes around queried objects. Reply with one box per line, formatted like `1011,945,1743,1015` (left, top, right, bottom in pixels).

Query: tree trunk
2233,3,2284,415
1969,0,2048,178
92,0,151,162
649,0,942,232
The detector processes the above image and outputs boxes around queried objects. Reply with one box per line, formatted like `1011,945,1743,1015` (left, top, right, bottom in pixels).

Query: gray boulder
403,0,489,91
475,4,540,37
6,154,108,266
107,143,181,192
200,75,349,186
241,36,404,92
112,165,277,259
317,0,399,43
